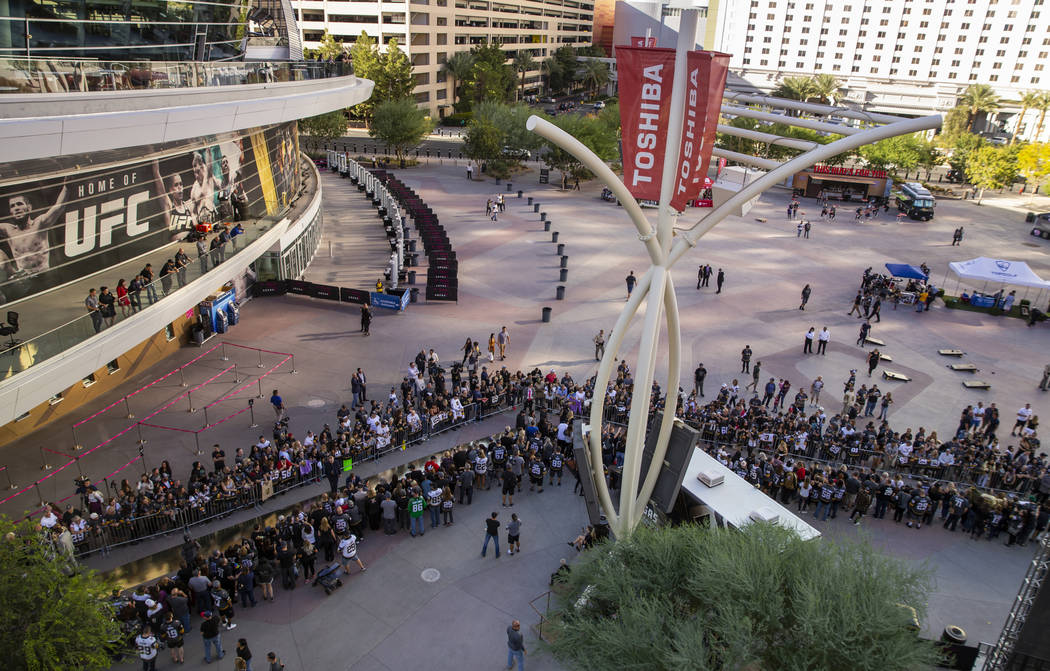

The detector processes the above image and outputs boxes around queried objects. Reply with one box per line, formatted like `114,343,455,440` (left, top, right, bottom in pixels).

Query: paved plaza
1,162,1047,669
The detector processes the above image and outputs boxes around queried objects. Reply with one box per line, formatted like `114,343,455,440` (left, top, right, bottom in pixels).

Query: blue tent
885,263,928,280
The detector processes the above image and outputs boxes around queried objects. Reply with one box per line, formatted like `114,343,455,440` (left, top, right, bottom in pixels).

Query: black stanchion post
249,399,258,428
136,422,147,445
71,426,82,451
180,366,187,387
3,465,14,489
39,446,51,470
187,389,195,413
124,396,134,419
258,349,264,368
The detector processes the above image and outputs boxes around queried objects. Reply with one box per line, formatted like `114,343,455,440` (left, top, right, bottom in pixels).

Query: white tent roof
947,257,1050,290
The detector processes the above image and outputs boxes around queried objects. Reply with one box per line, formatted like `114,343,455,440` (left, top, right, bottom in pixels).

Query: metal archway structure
526,9,942,538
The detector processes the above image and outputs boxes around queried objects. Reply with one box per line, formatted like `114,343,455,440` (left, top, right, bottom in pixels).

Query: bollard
518,190,523,198
541,212,547,221
556,285,565,300
552,231,559,243
557,243,564,255
559,268,568,282
542,306,552,323
543,221,551,232
533,203,540,213
528,196,533,205
408,270,417,284
560,255,568,269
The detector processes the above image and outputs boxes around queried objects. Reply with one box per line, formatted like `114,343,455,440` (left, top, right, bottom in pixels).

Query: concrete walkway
302,171,393,290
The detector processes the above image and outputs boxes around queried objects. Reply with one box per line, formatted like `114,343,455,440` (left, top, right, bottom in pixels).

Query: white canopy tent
947,257,1050,289
946,257,1050,304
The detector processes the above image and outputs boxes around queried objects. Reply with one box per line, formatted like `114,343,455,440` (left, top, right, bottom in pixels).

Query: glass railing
0,58,353,95
0,161,320,380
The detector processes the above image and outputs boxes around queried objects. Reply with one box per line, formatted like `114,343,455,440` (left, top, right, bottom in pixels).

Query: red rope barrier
72,341,223,428
206,355,291,408
136,421,199,434
199,405,251,432
221,342,293,356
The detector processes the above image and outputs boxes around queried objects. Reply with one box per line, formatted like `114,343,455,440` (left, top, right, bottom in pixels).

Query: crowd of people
83,225,244,334
43,336,584,559
110,401,580,667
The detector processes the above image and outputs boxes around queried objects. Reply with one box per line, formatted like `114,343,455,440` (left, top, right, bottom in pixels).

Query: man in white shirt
338,533,367,573
817,327,830,355
136,625,160,670
1012,403,1034,436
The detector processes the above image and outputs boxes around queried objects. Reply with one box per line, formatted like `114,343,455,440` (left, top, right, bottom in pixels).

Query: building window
165,323,175,341
1011,76,1021,82
49,393,63,406
987,74,997,81
107,360,120,374
15,411,30,422
82,373,97,388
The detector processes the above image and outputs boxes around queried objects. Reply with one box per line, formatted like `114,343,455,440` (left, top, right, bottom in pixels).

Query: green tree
859,135,925,173
549,523,940,671
946,133,987,180
368,99,433,163
463,116,503,166
579,59,611,98
461,41,515,106
809,73,842,104
960,83,1001,132
1011,91,1043,145
771,75,816,102
473,101,547,154
1017,142,1050,196
540,56,563,95
541,113,619,188
442,51,475,109
965,144,1018,202
0,517,121,670
915,138,943,180
1033,92,1050,143
553,46,581,92
939,106,971,145
348,31,381,121
298,110,348,140
374,37,414,103
314,30,347,61
513,51,537,100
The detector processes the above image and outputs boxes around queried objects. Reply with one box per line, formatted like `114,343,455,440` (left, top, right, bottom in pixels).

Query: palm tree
771,76,816,102
809,73,842,105
541,56,562,95
442,51,475,105
1033,91,1050,142
1010,91,1042,144
579,59,610,98
960,83,1000,132
513,51,537,100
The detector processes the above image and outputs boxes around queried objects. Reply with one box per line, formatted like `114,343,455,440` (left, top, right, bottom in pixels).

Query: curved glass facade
0,0,250,61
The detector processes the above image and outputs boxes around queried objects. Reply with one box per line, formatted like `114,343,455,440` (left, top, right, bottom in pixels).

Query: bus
895,182,936,221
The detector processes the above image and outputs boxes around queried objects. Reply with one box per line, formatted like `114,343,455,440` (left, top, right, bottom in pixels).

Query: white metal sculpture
526,8,942,537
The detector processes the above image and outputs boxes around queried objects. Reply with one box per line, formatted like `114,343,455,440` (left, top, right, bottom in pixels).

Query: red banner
670,51,730,212
616,47,676,203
